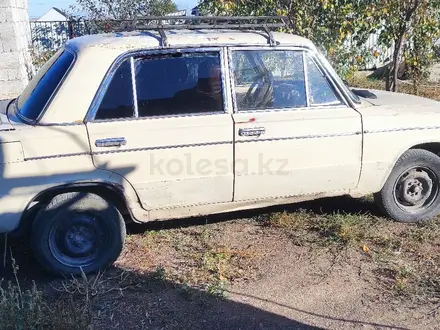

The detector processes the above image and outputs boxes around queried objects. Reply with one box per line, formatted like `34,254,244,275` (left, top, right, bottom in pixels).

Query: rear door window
134,51,223,117
94,51,224,120
95,59,135,120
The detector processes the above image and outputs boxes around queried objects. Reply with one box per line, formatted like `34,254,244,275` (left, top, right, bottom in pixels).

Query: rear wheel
374,149,440,223
31,192,125,276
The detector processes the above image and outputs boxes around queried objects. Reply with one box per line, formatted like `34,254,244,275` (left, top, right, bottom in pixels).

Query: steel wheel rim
48,212,109,268
393,166,439,214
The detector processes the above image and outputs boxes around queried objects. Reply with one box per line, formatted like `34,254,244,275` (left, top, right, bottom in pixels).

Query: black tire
31,192,126,276
374,149,440,223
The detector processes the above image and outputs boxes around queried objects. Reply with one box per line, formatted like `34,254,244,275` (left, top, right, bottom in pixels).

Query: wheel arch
376,142,440,193
14,181,138,238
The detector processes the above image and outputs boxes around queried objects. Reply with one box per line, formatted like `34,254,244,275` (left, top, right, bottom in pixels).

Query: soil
1,196,439,330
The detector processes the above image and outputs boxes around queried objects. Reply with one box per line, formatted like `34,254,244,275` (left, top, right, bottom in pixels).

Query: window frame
16,47,77,125
303,52,344,107
227,46,352,114
85,47,230,123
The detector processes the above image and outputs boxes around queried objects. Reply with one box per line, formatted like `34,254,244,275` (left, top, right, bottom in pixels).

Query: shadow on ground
0,195,404,330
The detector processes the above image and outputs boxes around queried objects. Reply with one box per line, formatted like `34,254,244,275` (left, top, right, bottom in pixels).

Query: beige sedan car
1,17,440,275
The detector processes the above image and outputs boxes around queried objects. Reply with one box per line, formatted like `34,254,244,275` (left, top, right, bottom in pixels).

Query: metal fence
30,20,89,55
30,19,392,70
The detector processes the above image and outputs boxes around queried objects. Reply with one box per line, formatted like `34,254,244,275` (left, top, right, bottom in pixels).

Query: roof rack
90,16,288,47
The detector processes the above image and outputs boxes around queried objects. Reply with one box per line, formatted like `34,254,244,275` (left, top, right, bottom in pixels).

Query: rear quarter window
17,49,75,122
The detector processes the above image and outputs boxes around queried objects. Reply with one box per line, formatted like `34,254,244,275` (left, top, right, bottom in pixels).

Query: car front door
229,47,362,201
85,48,234,211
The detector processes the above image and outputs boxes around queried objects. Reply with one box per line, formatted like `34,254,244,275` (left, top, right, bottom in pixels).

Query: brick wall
0,0,32,100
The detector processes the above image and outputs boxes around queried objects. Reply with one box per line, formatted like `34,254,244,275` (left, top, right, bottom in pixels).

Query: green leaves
70,0,178,20
200,0,440,89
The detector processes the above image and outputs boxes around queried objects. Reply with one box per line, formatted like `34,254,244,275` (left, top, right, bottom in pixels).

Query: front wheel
374,149,440,223
31,192,126,276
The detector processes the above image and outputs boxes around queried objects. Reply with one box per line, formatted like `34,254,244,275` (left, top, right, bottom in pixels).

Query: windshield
17,48,75,122
316,52,361,104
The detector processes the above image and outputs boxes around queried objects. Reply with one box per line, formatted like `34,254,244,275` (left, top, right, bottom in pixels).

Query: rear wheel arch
16,182,136,238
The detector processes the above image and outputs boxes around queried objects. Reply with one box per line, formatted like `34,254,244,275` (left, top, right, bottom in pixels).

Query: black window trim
228,46,354,114
16,46,77,125
85,47,228,123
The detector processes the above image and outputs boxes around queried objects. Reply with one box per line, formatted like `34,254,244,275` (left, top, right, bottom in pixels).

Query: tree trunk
387,0,421,92
390,32,406,92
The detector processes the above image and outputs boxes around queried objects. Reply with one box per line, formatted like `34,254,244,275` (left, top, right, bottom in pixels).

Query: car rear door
229,47,363,201
85,48,234,211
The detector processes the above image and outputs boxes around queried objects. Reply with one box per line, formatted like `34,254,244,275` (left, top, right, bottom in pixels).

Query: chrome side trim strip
364,126,440,134
236,131,361,143
88,111,228,124
93,140,233,155
24,141,233,160
234,104,348,114
25,152,90,161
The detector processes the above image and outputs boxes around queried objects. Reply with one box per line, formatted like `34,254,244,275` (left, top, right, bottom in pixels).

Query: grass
117,224,261,299
0,257,92,330
262,204,440,303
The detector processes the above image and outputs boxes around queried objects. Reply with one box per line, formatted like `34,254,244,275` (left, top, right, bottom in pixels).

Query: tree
400,1,440,93
71,0,178,20
198,0,379,78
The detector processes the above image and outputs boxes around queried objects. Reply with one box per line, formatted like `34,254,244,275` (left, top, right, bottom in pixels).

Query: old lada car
1,16,440,275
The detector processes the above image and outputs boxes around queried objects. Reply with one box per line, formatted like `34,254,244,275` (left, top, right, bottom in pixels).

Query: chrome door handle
238,127,266,137
95,137,127,148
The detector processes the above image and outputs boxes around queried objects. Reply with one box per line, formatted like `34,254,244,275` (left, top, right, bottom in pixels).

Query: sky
28,0,198,19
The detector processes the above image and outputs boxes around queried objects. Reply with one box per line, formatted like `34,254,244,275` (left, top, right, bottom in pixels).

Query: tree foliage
71,0,178,20
369,0,440,91
198,0,440,91
198,0,378,78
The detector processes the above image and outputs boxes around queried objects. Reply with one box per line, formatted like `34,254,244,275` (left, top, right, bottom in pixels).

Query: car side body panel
354,91,440,195
0,123,143,233
3,30,440,234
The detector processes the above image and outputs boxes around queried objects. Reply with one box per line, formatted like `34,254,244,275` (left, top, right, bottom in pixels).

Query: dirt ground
1,195,439,330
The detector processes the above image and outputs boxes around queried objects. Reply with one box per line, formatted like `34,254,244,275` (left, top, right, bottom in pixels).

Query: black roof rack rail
90,16,288,47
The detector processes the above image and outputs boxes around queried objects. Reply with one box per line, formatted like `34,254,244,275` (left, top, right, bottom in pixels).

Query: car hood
354,89,440,132
355,88,440,111
0,99,15,131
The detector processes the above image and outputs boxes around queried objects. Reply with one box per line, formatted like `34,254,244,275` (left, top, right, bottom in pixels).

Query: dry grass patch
118,224,262,298
0,258,92,330
258,203,440,304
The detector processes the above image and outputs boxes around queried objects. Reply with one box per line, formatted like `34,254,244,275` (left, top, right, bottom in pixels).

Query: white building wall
0,0,32,99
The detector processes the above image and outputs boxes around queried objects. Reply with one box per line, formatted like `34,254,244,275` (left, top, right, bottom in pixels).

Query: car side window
134,51,224,117
231,50,307,111
305,54,342,106
95,59,134,120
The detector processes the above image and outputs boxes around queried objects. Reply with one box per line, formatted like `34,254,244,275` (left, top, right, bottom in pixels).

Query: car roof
66,29,317,54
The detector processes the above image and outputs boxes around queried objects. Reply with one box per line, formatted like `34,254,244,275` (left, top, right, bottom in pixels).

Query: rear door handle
95,137,127,148
238,127,266,137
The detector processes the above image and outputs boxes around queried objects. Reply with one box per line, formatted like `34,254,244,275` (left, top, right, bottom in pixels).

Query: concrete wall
0,0,32,100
